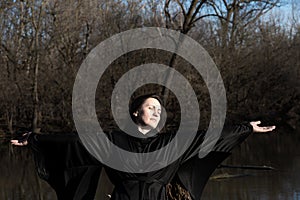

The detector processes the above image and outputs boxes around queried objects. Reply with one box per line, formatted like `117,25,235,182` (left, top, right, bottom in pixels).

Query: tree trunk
6,108,13,134
32,53,40,133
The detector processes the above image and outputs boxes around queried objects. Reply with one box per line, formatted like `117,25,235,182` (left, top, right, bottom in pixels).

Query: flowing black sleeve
176,123,253,200
28,133,102,200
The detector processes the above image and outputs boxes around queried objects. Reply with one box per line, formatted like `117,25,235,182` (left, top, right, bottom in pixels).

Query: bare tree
161,0,280,104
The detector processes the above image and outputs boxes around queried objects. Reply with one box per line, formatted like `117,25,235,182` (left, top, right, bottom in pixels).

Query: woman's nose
153,109,159,116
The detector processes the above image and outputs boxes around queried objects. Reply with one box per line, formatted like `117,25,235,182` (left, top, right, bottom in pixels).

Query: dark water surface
202,129,300,200
1,129,299,200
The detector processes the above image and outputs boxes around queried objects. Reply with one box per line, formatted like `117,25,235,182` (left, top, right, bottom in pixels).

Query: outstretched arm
176,121,276,200
11,132,102,200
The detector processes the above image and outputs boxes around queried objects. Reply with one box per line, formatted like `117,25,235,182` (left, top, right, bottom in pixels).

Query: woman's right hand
11,132,31,146
11,139,28,146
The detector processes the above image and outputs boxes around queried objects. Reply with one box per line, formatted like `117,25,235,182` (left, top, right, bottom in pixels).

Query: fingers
266,125,276,131
10,140,18,145
261,126,274,131
255,125,276,133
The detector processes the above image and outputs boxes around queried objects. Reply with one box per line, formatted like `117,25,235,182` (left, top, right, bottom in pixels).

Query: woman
11,94,275,200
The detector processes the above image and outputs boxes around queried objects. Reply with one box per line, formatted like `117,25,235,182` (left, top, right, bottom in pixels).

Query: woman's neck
138,126,152,135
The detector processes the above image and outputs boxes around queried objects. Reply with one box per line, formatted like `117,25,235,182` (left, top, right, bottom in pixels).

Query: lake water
1,128,299,200
202,129,300,200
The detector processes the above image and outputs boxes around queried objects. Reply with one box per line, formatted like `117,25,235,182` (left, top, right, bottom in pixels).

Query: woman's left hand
250,121,276,133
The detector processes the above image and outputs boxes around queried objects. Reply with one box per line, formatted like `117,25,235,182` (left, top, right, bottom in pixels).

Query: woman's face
134,97,161,129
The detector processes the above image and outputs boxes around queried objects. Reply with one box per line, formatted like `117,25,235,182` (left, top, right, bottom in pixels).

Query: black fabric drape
29,133,102,200
27,123,253,200
176,151,231,200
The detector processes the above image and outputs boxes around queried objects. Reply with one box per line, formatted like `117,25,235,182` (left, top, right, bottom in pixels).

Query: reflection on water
0,138,56,200
202,129,300,200
1,129,299,200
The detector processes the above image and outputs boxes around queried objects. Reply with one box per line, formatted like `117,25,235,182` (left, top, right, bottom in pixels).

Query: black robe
28,123,253,200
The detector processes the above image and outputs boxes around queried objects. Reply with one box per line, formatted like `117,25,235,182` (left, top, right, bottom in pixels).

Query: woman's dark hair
129,94,163,125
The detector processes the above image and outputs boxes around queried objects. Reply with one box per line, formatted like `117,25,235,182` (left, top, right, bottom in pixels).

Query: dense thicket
0,0,299,133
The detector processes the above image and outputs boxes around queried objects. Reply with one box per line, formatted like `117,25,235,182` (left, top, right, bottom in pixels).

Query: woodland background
0,0,299,134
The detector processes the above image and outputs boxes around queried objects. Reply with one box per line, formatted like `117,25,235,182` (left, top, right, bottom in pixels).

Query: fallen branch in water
210,173,250,180
219,164,276,170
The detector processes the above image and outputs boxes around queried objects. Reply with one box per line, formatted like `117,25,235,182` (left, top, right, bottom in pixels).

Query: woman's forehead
142,98,161,108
